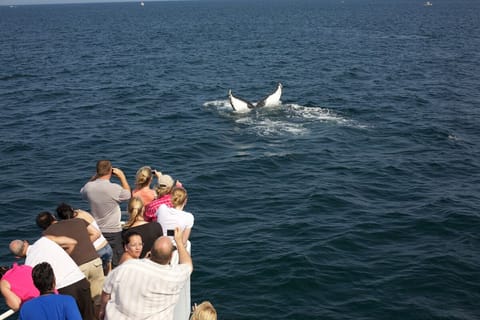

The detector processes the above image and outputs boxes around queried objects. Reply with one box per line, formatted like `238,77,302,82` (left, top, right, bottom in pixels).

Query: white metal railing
0,309,14,320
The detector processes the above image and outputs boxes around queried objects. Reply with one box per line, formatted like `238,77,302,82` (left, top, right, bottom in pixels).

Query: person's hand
191,303,198,312
112,168,126,178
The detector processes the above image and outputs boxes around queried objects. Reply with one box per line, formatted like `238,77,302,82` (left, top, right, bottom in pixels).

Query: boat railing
0,309,14,320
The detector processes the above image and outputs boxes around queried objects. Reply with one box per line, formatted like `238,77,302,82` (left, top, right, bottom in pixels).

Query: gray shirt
81,179,131,233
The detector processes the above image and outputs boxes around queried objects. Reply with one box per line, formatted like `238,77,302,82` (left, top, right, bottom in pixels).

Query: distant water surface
1,0,479,319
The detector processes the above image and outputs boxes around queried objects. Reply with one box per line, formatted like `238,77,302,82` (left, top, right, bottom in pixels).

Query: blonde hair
171,187,187,207
135,166,153,188
155,184,172,197
124,197,145,228
190,301,217,320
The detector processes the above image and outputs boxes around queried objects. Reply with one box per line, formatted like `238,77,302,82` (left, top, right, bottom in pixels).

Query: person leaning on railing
0,263,39,312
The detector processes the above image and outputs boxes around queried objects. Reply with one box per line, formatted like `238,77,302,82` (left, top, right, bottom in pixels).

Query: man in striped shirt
99,227,193,320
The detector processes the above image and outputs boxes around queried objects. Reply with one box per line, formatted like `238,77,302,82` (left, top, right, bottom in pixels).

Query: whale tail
228,89,255,112
228,83,283,112
256,83,282,108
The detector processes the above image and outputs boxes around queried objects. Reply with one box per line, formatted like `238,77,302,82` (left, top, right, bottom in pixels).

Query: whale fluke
256,83,282,108
228,89,255,112
228,83,282,112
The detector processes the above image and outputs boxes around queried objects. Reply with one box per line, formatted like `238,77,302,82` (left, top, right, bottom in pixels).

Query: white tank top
92,220,108,250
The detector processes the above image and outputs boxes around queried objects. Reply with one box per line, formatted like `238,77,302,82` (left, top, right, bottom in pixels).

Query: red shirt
144,195,173,222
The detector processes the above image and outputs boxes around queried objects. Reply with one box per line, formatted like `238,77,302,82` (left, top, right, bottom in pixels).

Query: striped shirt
103,258,192,320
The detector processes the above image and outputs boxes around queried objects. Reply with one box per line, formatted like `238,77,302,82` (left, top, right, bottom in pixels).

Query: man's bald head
150,236,174,265
9,239,28,257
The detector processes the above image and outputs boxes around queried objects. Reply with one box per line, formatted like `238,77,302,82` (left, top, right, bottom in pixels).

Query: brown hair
32,262,56,295
36,211,56,230
96,160,112,176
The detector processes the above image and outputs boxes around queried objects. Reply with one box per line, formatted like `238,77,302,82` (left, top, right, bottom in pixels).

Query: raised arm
174,227,193,270
182,228,191,247
112,168,130,193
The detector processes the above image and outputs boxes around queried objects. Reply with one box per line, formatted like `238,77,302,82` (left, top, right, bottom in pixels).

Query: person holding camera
81,160,131,268
144,174,183,222
156,187,194,248
99,228,193,320
132,166,162,207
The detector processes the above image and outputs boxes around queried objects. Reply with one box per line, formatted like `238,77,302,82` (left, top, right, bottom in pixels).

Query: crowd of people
0,160,217,320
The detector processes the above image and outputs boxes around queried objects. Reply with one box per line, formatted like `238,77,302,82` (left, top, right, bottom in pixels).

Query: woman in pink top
132,166,162,206
144,174,183,222
0,263,40,311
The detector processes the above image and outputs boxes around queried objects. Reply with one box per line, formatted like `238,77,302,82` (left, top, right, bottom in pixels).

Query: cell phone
152,170,156,175
167,229,175,236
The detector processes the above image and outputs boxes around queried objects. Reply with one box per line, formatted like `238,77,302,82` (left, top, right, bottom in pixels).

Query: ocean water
1,0,480,319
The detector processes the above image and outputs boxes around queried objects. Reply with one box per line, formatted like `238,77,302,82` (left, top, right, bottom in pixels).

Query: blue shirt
19,294,81,320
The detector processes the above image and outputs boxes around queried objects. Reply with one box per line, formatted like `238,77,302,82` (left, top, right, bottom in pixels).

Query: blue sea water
1,0,480,319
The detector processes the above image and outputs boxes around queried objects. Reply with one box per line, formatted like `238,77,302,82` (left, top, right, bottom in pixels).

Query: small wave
285,103,345,122
203,99,231,110
448,133,459,141
237,117,307,136
378,34,430,41
0,73,37,81
286,104,368,129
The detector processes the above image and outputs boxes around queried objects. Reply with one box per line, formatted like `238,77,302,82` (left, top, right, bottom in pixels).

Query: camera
167,229,175,236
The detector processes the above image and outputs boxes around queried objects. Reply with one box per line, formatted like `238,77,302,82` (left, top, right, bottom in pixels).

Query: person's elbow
5,296,21,311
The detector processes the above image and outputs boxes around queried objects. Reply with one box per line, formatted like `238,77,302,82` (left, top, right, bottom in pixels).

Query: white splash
203,99,365,136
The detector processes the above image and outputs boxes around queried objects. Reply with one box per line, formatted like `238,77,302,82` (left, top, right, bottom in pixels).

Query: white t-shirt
155,204,194,237
25,237,85,289
91,220,108,250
